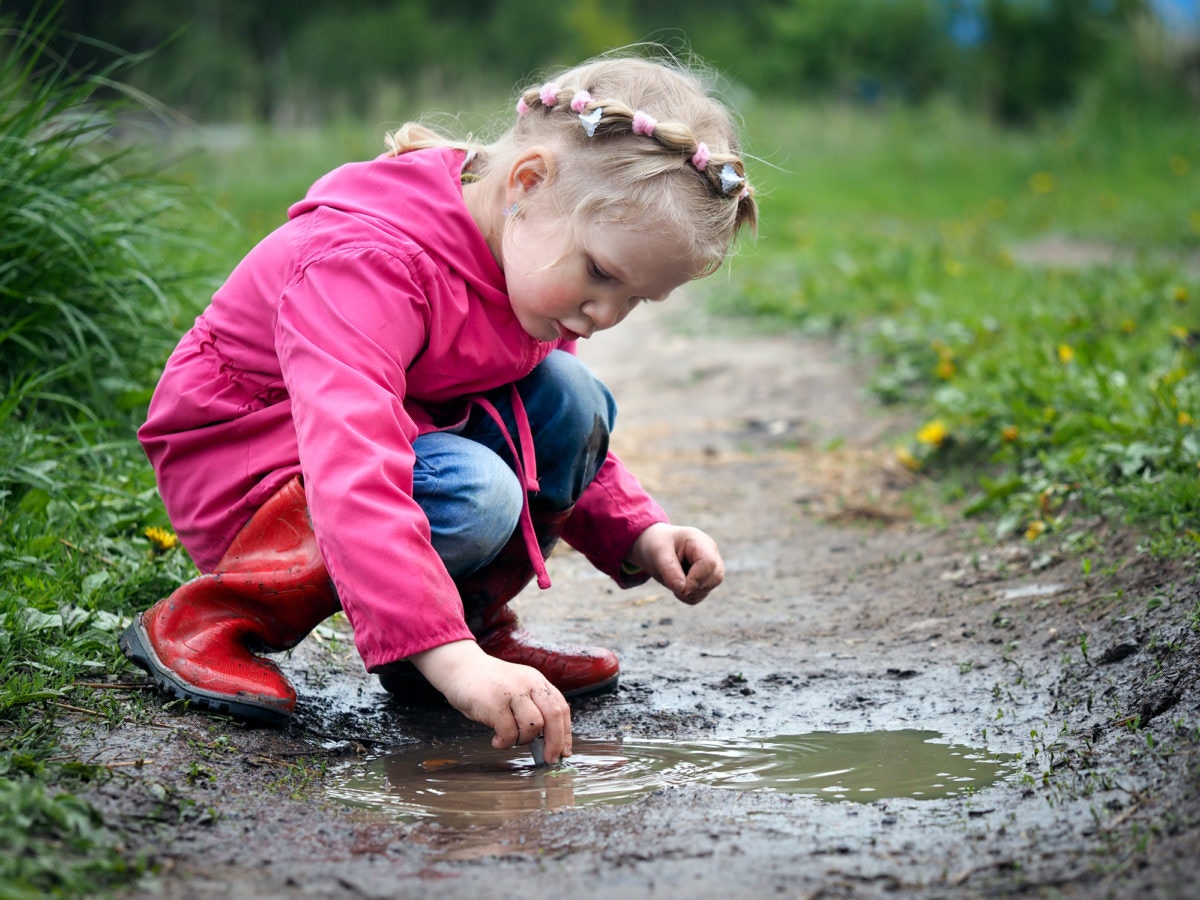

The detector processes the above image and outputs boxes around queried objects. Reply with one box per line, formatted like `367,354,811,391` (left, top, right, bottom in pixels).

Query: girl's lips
556,323,586,341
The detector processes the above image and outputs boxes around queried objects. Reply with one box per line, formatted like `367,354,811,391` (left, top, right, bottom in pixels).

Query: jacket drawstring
469,386,552,589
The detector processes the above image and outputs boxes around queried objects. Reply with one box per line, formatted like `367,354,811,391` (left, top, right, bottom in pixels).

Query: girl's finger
511,693,547,746
490,706,521,749
533,686,572,762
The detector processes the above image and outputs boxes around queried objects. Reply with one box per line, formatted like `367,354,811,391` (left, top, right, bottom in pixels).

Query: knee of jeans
540,351,616,438
436,476,524,577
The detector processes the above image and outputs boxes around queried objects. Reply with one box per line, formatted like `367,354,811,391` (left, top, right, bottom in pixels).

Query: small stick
57,538,116,566
52,702,104,717
72,682,143,690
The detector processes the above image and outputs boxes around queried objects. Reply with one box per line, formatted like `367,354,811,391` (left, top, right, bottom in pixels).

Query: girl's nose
588,297,625,331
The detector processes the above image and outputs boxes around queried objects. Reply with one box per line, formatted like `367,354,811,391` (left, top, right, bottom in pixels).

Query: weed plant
0,15,203,424
1,10,204,894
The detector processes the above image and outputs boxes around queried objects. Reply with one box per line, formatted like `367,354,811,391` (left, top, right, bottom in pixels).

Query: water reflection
328,730,1017,827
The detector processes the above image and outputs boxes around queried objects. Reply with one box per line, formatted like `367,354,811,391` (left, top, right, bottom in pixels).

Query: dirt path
78,300,1199,898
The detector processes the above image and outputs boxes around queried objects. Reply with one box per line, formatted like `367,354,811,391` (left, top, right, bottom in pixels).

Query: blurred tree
744,0,955,102
978,0,1151,123
2,0,1182,124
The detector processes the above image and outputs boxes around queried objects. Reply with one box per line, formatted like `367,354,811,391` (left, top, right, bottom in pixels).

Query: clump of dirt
70,302,1199,898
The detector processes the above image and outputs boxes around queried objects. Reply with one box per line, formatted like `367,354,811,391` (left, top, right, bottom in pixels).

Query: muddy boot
119,477,340,725
379,507,619,701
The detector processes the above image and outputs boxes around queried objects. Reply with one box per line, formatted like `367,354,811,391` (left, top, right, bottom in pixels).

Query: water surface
328,729,1018,826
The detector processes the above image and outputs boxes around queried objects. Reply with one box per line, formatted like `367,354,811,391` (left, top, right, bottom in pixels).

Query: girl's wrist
409,639,486,690
626,521,668,572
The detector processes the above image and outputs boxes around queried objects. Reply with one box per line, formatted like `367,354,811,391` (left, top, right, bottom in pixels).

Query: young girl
120,53,757,765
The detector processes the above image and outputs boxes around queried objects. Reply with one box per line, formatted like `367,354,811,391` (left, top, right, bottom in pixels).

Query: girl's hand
625,523,724,605
409,640,572,763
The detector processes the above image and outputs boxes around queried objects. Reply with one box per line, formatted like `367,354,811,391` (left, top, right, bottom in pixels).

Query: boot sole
119,616,293,726
565,673,619,699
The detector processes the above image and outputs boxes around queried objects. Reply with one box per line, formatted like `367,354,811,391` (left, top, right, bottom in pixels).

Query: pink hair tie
516,97,529,116
631,111,657,136
539,82,560,107
570,90,592,113
739,185,751,200
691,142,710,171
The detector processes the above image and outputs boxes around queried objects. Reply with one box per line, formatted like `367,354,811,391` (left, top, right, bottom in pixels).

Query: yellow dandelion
1057,343,1075,364
1002,424,1019,442
986,198,1007,219
1191,210,1200,236
1025,520,1047,541
1169,155,1190,177
1120,318,1137,334
917,420,949,447
1173,285,1189,304
144,526,179,552
1030,172,1055,195
1171,324,1191,342
895,446,922,471
936,358,956,379
944,258,964,277
1180,411,1195,427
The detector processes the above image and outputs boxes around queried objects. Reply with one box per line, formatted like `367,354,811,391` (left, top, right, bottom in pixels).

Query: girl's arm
560,450,669,586
275,246,475,668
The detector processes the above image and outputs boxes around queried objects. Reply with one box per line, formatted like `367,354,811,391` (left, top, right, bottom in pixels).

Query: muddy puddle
327,730,1019,827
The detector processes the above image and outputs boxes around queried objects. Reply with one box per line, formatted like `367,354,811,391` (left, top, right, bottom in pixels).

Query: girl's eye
588,261,611,281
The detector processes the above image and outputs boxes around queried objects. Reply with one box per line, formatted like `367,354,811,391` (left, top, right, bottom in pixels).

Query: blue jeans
411,351,615,577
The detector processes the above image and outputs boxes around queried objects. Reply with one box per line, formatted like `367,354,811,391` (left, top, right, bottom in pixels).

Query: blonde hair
386,53,757,277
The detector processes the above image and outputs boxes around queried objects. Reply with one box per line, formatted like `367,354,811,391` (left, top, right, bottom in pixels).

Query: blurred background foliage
8,0,1198,126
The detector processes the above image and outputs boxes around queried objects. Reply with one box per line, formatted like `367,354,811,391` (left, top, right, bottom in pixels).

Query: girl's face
500,204,698,343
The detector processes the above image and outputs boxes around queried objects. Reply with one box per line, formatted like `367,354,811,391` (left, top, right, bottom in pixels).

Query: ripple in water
328,729,1018,826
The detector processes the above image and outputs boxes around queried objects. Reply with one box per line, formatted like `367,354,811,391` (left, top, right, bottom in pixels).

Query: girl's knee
438,473,523,577
534,351,616,435
414,435,523,577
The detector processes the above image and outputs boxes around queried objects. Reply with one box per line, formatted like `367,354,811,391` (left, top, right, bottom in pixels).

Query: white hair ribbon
719,163,745,194
579,106,603,137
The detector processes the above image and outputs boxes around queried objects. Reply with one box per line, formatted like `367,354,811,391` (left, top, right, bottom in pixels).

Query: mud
72,297,1200,898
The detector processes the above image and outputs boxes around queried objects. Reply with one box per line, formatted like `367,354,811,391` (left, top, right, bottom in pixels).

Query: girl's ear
505,146,556,206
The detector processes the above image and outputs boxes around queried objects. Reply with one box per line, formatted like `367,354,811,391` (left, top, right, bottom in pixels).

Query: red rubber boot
379,507,619,700
119,477,340,725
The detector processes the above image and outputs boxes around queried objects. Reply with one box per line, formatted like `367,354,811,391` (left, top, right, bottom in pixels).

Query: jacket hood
287,147,508,307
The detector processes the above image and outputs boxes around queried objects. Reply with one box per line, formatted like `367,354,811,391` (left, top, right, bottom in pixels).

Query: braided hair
388,54,756,276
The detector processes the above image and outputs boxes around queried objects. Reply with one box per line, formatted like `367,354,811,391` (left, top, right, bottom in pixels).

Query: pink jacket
139,148,668,669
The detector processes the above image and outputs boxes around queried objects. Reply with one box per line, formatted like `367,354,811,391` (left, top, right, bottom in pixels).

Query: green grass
0,11,201,894
720,100,1200,547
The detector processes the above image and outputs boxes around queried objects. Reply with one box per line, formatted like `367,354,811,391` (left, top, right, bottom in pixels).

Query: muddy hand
409,640,573,763
674,532,724,604
627,523,725,606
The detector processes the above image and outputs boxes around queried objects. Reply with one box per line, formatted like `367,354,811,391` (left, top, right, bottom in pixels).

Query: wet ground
73,298,1200,898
